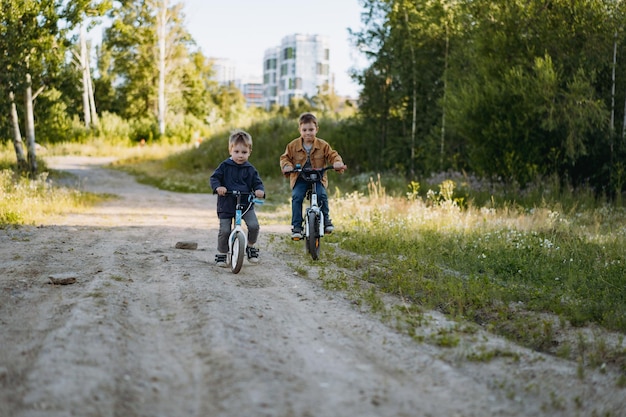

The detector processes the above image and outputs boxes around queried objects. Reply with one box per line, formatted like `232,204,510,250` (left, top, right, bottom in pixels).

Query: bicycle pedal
292,237,301,241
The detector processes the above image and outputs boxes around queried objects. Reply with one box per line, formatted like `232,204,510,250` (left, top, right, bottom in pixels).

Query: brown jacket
279,136,343,189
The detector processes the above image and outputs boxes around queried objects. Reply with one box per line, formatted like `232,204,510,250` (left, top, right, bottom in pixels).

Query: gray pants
217,210,260,254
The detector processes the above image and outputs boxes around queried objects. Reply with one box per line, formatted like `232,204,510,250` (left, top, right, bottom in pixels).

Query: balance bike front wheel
230,231,246,273
307,211,321,260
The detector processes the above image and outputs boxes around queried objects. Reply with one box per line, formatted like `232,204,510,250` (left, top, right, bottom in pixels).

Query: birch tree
157,0,168,136
0,0,109,174
103,0,191,136
78,23,100,128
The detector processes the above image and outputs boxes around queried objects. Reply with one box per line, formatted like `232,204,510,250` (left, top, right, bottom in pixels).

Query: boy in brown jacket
280,112,346,239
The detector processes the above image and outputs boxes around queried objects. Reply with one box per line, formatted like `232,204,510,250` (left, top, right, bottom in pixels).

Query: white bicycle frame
228,204,248,262
304,183,325,239
226,191,262,273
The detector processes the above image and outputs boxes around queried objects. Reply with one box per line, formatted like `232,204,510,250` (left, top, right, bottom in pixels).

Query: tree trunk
440,21,450,171
80,24,92,128
87,56,99,127
403,8,417,177
157,0,168,136
24,73,37,176
9,91,28,172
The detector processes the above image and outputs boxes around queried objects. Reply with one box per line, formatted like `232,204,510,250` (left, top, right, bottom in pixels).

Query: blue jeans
291,178,329,230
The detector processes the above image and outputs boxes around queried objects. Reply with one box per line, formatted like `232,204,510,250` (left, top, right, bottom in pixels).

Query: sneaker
215,253,228,268
246,246,259,263
324,222,334,234
291,227,303,240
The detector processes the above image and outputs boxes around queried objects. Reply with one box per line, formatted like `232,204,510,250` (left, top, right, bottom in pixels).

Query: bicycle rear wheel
307,211,321,260
230,230,245,273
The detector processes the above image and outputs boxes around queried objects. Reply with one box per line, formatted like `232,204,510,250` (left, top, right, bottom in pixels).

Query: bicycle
224,191,264,273
292,164,344,260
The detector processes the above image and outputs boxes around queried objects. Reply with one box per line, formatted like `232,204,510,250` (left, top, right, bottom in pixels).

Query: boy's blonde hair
298,112,318,127
229,129,253,150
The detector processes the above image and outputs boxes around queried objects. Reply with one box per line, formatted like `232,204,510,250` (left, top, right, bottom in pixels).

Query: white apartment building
263,34,330,109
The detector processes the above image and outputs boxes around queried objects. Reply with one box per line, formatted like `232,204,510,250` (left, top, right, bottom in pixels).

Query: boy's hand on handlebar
254,189,265,199
282,165,294,174
216,186,227,196
333,162,347,173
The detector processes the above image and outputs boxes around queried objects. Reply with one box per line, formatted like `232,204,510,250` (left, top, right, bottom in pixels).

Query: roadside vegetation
0,145,108,226
323,178,626,381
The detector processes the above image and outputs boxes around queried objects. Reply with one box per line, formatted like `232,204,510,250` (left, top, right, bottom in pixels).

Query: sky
181,0,367,98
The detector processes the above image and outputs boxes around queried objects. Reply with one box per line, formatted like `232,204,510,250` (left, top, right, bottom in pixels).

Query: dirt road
1,156,624,417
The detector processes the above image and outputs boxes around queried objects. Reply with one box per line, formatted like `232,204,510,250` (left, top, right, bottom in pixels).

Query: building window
316,63,329,76
280,63,288,76
265,58,277,70
283,47,295,60
295,77,302,89
324,48,329,60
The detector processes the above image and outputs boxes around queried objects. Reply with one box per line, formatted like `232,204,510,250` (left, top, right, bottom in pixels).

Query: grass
0,143,120,226
328,180,626,333
0,169,108,226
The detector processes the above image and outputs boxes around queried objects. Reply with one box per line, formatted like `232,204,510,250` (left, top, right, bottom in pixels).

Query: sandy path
0,156,624,417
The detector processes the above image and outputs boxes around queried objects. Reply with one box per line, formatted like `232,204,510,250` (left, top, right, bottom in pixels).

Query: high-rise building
263,47,280,109
242,81,264,108
263,34,330,109
210,58,237,86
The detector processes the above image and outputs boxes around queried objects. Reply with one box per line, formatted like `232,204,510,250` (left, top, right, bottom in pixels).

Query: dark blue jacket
210,158,265,219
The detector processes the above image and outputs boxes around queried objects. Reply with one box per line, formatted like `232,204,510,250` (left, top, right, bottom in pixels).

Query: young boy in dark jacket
210,130,265,266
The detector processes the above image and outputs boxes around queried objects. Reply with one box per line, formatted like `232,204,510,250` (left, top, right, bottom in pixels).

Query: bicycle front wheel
307,210,321,260
230,230,246,274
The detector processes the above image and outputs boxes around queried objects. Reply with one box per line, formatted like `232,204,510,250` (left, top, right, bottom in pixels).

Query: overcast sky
182,0,367,97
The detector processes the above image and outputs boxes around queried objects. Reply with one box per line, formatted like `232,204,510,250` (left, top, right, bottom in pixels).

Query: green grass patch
0,169,109,227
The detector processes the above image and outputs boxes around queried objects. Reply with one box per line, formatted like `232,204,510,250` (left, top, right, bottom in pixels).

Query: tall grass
328,176,626,337
0,169,105,226
0,143,112,226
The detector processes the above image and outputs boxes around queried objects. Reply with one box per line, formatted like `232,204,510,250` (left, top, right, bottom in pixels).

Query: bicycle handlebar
223,190,264,205
289,164,346,183
291,164,347,173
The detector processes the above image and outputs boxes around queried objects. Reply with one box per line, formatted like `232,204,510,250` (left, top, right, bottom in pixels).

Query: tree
0,0,59,175
0,0,110,174
445,0,612,184
352,0,621,192
351,0,448,175
101,0,193,137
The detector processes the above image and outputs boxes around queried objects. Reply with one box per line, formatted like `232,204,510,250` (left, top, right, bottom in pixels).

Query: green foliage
352,0,625,194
